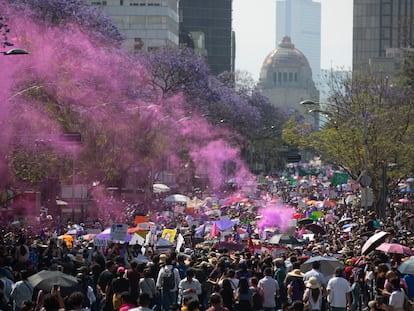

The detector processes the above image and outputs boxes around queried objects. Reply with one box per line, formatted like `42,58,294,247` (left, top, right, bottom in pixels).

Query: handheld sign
110,223,128,242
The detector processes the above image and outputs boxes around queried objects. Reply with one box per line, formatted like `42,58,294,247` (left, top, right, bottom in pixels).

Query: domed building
259,36,319,127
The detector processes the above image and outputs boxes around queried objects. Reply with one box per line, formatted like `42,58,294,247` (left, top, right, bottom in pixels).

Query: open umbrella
268,234,305,246
398,257,414,275
298,218,314,226
361,231,390,255
153,183,170,194
338,217,353,225
305,223,326,235
376,242,414,255
28,270,78,291
300,255,344,277
94,228,132,242
164,194,189,203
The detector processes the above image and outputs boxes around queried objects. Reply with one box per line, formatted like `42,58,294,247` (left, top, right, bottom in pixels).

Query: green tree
283,71,414,214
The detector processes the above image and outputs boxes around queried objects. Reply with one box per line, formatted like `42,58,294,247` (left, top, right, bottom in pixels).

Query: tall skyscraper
179,0,234,75
87,0,179,53
353,0,414,75
276,0,321,82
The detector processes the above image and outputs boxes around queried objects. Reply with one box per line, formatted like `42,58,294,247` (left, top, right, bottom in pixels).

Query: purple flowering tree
7,0,123,44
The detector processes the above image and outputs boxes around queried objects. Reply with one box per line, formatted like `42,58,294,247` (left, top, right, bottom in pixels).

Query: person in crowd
10,270,34,311
129,293,152,311
126,262,140,303
67,292,89,311
303,277,323,311
349,274,362,311
388,277,405,311
234,277,252,311
327,268,351,311
156,256,180,311
111,267,130,311
118,292,136,311
273,258,286,309
97,260,116,311
178,269,202,306
303,261,326,294
249,277,263,311
218,279,234,311
138,269,157,308
206,293,229,311
289,301,304,311
375,263,390,304
287,269,305,304
257,267,279,311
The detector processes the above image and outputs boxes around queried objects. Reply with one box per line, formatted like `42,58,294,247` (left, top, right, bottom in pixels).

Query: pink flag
210,222,219,238
297,226,306,238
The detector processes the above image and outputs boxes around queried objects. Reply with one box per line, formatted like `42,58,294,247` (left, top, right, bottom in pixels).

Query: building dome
259,36,313,89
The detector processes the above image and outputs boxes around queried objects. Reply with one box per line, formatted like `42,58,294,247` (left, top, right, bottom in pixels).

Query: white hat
305,277,320,289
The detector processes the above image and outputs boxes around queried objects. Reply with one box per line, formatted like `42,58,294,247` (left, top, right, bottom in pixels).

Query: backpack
252,289,263,310
163,267,176,290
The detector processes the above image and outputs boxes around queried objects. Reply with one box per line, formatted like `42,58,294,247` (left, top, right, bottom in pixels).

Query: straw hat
305,277,320,289
159,254,168,264
287,269,304,278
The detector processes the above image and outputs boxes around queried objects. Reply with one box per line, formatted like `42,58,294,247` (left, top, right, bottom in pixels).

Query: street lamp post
301,100,371,212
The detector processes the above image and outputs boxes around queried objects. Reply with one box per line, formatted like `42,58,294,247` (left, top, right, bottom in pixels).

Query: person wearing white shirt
327,268,351,311
178,269,202,304
258,267,279,311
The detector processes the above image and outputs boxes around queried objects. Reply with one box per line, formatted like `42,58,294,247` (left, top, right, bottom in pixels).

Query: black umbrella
305,223,326,234
361,231,390,255
28,270,78,291
298,218,314,226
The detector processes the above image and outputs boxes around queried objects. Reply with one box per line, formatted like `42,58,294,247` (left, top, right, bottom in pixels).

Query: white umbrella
301,255,344,276
153,183,170,193
164,194,189,203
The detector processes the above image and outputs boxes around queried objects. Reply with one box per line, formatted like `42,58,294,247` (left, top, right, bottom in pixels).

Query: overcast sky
232,0,353,81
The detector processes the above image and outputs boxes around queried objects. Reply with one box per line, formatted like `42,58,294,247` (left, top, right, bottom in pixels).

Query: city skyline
233,0,353,81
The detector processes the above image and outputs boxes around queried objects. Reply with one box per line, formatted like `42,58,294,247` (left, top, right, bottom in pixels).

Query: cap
117,266,125,273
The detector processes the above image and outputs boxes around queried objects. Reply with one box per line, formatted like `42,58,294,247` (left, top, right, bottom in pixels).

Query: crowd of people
1,171,414,311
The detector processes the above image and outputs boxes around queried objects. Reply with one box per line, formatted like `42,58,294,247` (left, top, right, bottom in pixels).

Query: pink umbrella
376,242,414,255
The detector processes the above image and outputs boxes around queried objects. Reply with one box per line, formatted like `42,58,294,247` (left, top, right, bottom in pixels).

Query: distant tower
179,0,234,75
276,0,321,82
259,37,319,127
353,0,414,76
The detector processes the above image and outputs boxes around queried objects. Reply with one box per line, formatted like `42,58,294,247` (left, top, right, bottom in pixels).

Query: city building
353,0,414,77
179,0,234,75
259,36,319,129
276,0,321,82
87,0,180,53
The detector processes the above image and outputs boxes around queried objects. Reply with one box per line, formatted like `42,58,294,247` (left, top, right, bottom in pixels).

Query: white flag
175,233,185,253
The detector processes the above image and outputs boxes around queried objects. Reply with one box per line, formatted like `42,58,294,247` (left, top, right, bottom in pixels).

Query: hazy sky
232,0,353,81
